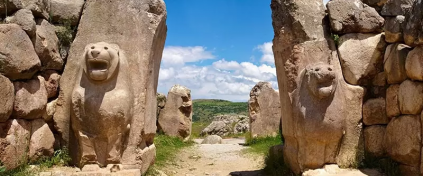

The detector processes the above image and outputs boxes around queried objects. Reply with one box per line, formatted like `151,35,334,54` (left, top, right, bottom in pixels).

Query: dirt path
159,138,266,176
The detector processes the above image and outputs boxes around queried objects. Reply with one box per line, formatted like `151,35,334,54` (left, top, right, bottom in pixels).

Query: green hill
192,99,248,122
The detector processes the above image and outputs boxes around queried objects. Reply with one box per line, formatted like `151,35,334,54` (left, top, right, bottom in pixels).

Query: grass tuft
153,135,194,167
245,133,282,155
145,135,194,175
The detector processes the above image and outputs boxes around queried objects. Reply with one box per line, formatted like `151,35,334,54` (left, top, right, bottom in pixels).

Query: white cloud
256,42,274,64
158,45,278,102
212,59,241,70
161,46,215,67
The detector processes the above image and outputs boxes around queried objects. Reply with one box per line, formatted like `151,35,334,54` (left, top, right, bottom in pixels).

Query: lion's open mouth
88,59,110,81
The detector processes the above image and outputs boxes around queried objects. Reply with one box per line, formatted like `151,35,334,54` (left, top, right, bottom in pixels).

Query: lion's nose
91,50,100,58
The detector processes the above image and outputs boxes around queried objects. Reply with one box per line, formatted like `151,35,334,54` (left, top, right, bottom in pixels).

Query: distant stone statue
290,62,345,170
71,42,133,167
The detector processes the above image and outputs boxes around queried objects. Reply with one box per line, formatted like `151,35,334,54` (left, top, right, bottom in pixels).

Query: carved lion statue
71,42,133,167
289,62,345,171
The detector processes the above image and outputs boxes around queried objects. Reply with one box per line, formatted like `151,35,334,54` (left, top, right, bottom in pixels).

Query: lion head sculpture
304,62,337,99
83,42,120,82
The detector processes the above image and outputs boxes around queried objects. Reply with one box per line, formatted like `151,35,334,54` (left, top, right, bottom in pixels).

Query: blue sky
158,0,329,101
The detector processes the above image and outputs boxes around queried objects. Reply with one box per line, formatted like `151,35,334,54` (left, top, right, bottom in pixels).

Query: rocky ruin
157,85,193,140
248,81,281,138
272,0,423,175
201,114,249,137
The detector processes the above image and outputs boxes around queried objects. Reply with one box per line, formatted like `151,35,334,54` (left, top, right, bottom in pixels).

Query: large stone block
53,0,167,173
327,0,384,34
384,16,406,43
50,0,85,26
364,126,386,157
384,43,411,84
363,98,389,125
338,33,387,85
385,115,421,167
13,76,48,119
381,0,416,16
386,84,401,118
398,80,423,115
248,82,280,138
360,0,387,11
0,0,50,19
5,9,36,38
0,119,31,170
406,46,423,81
29,119,54,161
41,70,61,99
158,85,192,140
404,0,423,46
0,75,14,122
34,20,64,71
0,24,41,80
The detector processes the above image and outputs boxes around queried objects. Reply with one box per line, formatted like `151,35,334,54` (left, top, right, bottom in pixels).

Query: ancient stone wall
0,0,84,170
0,0,167,175
272,0,423,175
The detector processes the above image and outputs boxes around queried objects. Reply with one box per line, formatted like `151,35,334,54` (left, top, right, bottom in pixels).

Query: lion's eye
104,47,108,50
91,46,95,49
315,68,320,71
328,68,332,71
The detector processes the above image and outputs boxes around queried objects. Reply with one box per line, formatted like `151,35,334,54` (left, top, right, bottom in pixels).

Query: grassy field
192,99,248,122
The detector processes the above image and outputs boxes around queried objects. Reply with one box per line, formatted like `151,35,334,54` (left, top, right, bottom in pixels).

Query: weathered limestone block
0,0,50,19
41,70,61,99
0,119,31,170
364,126,386,157
381,0,416,16
34,20,64,71
406,46,423,81
50,0,85,26
386,84,401,118
71,42,133,167
139,144,156,174
360,0,387,11
29,119,54,161
385,115,421,167
303,164,384,176
248,82,280,138
158,85,192,140
43,99,57,122
363,98,389,125
201,135,223,144
372,72,387,86
384,43,411,84
384,16,406,43
404,0,423,46
13,76,48,119
53,0,166,172
0,75,14,122
272,0,364,173
398,80,423,115
0,24,41,80
327,0,384,34
338,33,387,85
5,9,36,38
